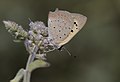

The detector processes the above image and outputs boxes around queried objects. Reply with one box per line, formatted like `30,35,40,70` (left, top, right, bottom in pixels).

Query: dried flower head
3,21,28,41
3,20,57,60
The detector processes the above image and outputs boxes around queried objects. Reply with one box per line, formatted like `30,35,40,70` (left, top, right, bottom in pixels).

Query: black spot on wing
71,30,74,32
59,30,61,32
74,22,78,26
74,22,76,24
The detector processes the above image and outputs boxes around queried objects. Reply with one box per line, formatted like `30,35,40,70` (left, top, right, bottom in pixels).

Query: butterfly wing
48,9,87,47
48,9,74,46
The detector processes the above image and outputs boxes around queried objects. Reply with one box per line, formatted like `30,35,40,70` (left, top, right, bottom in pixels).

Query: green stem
23,54,33,82
23,46,38,82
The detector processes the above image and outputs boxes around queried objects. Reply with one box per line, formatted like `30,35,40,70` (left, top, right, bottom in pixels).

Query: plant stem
23,46,38,82
23,54,33,82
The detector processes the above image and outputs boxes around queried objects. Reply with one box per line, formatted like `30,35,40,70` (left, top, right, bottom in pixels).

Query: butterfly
48,9,87,48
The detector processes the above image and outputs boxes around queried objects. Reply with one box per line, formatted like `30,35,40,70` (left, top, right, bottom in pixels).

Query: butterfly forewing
48,9,74,45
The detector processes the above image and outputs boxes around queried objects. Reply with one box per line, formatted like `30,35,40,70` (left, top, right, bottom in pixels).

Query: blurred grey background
0,0,120,82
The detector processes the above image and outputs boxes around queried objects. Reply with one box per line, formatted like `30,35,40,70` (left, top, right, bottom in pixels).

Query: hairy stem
23,46,38,82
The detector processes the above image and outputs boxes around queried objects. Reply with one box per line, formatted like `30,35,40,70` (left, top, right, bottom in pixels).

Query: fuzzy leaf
28,59,50,72
10,68,25,82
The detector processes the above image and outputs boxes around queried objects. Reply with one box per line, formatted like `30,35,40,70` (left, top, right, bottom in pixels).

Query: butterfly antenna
63,47,72,56
28,18,32,22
